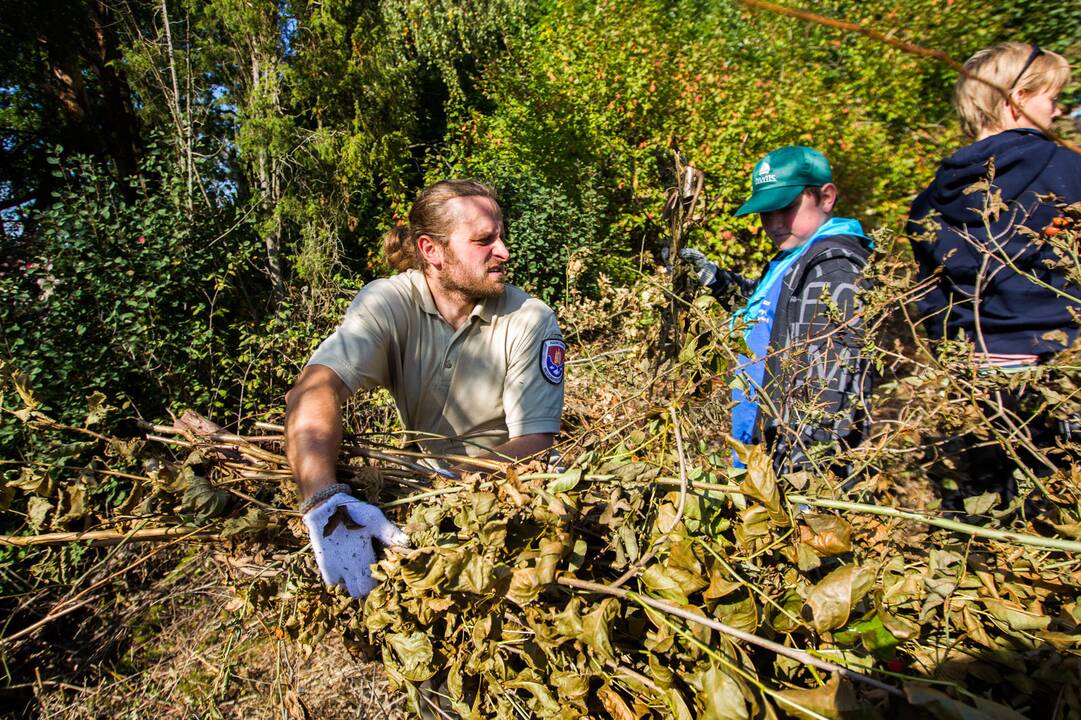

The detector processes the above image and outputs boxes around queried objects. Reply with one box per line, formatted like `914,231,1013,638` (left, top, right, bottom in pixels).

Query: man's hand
302,492,410,598
678,247,719,287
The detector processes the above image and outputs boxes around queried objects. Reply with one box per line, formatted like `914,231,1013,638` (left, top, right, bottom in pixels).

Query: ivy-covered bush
0,143,261,440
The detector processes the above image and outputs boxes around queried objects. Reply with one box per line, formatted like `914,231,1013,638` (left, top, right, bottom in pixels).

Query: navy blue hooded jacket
907,129,1081,354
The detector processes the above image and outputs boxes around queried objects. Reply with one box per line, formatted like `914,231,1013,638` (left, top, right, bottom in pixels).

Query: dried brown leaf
774,675,859,720
598,682,636,720
800,514,852,557
804,564,876,633
983,599,1051,632
736,443,789,527
694,662,749,720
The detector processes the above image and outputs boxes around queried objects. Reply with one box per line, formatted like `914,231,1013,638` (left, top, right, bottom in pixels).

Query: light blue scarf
730,217,869,467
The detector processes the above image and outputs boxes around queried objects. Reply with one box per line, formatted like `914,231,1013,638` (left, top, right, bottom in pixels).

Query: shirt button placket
444,318,473,372
440,322,454,371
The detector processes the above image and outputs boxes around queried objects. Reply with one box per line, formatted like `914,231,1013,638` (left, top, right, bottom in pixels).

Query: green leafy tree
435,0,1014,290
0,0,143,241
0,143,259,437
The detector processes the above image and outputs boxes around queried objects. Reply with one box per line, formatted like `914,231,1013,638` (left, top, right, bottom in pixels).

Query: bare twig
0,526,219,548
789,495,1081,553
0,596,100,646
610,406,691,589
664,405,689,534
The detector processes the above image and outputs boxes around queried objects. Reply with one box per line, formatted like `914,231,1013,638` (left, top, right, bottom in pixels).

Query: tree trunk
259,144,286,299
36,0,143,195
86,0,141,184
158,0,192,212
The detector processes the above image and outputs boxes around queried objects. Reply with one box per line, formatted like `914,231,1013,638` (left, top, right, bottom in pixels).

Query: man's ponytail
383,222,418,272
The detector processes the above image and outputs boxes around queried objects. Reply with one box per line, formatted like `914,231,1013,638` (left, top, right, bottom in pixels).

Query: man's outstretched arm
286,364,408,599
285,364,351,501
448,433,556,476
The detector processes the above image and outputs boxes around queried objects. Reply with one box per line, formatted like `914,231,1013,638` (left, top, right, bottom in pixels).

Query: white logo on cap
754,156,777,185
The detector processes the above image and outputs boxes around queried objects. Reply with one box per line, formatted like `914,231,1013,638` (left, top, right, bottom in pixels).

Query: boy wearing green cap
681,146,874,476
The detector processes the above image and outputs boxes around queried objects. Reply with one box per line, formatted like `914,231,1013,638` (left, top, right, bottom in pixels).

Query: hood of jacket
922,129,1057,226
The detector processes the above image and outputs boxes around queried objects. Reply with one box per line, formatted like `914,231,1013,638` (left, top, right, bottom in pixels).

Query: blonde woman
908,42,1078,362
907,43,1080,505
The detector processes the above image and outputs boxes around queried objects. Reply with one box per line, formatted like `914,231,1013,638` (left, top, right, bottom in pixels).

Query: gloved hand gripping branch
302,491,409,598
677,247,719,288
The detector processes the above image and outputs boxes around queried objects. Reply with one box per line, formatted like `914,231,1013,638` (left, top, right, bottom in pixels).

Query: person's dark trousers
947,386,1060,510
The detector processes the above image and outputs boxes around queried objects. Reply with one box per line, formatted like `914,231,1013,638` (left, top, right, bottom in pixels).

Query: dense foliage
5,0,1076,430
4,211,1081,716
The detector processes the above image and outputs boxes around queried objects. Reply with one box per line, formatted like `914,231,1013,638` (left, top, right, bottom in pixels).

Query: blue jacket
907,129,1081,354
707,231,873,476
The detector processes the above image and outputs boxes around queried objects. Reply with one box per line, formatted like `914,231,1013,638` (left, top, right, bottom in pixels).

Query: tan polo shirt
307,269,564,458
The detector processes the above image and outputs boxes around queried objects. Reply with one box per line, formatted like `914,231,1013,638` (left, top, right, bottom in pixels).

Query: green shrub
0,143,262,436
432,0,1013,285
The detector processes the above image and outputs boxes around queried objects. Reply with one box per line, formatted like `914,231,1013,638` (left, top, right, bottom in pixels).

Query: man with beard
285,180,565,597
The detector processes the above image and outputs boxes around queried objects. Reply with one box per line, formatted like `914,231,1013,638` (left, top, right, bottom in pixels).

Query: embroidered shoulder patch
540,338,567,384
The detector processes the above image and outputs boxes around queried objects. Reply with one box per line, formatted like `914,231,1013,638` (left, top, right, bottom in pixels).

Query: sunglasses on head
1009,44,1044,90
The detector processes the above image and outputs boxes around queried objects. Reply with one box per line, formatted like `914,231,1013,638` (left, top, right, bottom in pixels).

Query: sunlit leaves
692,663,749,720
84,391,114,427
386,630,438,682
221,507,270,538
179,472,232,521
775,675,860,720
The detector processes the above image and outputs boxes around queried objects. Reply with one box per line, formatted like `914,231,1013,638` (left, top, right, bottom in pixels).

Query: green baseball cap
735,146,832,217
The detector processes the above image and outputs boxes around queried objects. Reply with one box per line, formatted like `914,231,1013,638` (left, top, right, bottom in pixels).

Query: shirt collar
407,269,440,316
473,296,496,323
